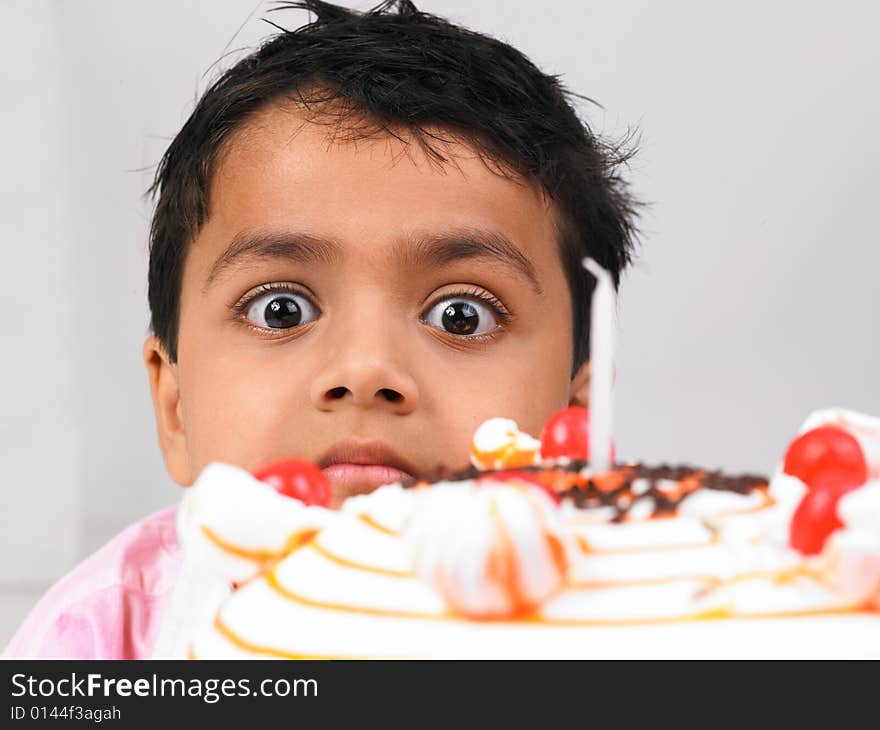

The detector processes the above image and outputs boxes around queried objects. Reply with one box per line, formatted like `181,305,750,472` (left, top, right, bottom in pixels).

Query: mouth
317,441,416,500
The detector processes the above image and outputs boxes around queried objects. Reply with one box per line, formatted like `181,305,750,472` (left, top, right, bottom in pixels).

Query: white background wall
2,0,878,646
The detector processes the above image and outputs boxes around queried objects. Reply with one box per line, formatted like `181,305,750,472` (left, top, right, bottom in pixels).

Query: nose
310,325,419,415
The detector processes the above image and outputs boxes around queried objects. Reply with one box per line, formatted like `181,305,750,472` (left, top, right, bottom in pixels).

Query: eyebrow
204,227,543,294
204,230,342,289
400,229,543,295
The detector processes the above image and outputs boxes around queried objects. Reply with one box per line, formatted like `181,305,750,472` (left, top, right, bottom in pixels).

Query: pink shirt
3,505,182,660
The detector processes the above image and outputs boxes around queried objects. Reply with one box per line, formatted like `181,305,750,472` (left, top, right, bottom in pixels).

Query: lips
317,441,416,501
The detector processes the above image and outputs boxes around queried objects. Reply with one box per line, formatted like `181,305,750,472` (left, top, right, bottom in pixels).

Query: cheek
424,338,572,456
177,345,313,475
499,298,575,435
466,360,570,437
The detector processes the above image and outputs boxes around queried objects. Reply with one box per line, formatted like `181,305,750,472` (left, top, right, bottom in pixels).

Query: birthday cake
154,407,880,659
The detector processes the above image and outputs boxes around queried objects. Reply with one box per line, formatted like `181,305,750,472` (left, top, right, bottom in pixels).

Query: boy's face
145,103,589,506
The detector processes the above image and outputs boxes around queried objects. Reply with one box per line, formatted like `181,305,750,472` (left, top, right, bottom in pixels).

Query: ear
143,336,193,486
569,360,590,408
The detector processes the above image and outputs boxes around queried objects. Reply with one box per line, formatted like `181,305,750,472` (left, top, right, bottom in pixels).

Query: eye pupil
441,301,479,335
264,297,302,328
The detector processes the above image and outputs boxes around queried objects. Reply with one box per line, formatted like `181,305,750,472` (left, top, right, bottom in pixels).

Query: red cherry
539,407,615,463
789,480,860,555
783,426,867,489
541,407,590,461
253,459,331,507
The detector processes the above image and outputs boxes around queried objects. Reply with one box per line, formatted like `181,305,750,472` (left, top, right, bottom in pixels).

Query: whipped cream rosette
165,407,880,659
470,417,541,470
152,463,335,658
407,479,573,617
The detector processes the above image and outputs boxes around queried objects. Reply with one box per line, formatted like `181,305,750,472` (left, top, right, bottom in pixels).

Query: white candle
582,258,615,472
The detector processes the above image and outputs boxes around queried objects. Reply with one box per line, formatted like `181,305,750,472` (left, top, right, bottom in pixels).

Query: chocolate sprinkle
402,461,768,522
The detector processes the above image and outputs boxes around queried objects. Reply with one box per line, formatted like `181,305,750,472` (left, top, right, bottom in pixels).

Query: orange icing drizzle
575,530,722,556
357,512,400,537
568,566,825,592
213,614,338,659
725,488,777,516
260,552,867,626
568,574,723,591
590,471,627,492
200,525,318,562
300,523,847,601
522,486,570,580
533,603,867,628
471,442,538,470
486,496,526,611
220,570,870,652
309,540,413,578
206,597,870,659
563,485,775,527
265,568,451,621
566,487,776,528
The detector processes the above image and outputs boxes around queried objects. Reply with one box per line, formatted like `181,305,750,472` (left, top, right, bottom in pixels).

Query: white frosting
838,480,880,532
407,480,571,617
825,481,880,607
341,483,416,534
761,472,809,549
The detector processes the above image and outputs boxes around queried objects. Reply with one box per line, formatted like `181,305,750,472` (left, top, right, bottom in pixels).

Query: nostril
327,386,348,400
378,388,403,403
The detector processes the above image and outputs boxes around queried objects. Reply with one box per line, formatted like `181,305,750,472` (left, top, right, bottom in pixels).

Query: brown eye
245,292,318,329
423,297,498,336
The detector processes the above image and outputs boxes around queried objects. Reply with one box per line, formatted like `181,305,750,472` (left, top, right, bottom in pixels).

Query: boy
5,0,637,658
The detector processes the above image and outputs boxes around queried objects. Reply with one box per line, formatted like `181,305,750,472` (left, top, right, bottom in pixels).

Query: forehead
193,102,562,278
